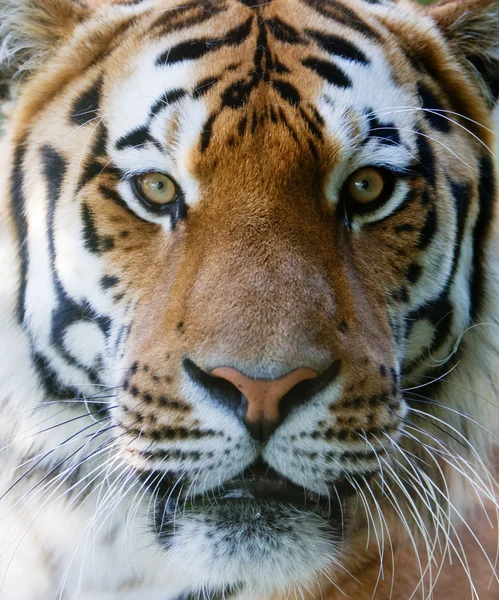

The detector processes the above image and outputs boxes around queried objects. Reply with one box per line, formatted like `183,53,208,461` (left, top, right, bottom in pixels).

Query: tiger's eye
347,168,385,204
137,173,177,206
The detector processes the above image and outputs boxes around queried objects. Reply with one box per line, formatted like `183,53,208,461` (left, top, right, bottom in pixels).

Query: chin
153,464,347,594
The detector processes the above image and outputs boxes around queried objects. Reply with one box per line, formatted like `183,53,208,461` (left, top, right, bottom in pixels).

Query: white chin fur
159,501,341,594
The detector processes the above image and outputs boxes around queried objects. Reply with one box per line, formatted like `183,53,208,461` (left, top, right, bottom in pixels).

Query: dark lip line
151,462,357,518
194,462,336,510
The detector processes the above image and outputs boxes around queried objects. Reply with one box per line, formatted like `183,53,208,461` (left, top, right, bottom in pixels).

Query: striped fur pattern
0,0,498,597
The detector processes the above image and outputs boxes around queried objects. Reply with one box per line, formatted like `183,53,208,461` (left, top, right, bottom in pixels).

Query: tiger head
1,0,498,595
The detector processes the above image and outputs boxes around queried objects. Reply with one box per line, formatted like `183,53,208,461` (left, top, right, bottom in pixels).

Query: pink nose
210,366,318,427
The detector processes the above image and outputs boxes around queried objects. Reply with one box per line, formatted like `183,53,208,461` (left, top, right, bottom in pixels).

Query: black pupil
359,179,369,190
156,181,164,191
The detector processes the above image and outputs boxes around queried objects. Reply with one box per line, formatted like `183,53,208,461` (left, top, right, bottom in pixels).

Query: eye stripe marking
99,185,149,224
302,57,352,88
155,16,253,66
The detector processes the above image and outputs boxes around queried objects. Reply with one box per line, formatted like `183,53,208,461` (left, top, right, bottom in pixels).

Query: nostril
279,359,341,421
183,358,246,420
184,357,341,442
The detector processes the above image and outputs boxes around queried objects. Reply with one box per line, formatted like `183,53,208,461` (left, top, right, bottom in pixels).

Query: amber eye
133,172,178,211
346,167,385,204
341,167,396,218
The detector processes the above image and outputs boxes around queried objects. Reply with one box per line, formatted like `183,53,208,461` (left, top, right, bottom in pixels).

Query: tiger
0,0,498,597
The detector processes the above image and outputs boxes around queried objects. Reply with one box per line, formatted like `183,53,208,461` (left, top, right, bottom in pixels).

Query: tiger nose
210,367,318,434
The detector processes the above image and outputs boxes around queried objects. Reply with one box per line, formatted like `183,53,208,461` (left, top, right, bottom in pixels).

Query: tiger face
1,0,498,596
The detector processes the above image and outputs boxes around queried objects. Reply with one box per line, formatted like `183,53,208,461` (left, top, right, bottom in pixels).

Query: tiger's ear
427,0,499,107
0,0,88,85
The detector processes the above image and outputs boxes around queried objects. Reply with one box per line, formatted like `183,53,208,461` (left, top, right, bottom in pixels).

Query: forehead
103,0,421,181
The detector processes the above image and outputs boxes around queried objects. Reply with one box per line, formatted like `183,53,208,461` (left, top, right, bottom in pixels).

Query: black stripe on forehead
156,16,253,66
271,80,301,106
267,17,304,44
302,57,352,88
300,0,382,41
305,29,369,65
150,0,227,37
149,88,188,118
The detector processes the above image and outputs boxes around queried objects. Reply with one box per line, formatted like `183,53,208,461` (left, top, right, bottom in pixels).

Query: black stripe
302,57,352,88
115,126,159,151
406,291,454,361
449,179,472,279
32,352,87,400
267,17,304,44
299,0,381,41
151,2,226,36
10,141,29,323
221,79,257,109
416,129,436,187
471,155,495,319
366,113,400,145
99,184,149,223
200,114,217,152
70,77,103,126
192,78,219,99
156,16,253,66
299,107,323,140
39,146,112,384
149,88,187,118
77,124,112,191
417,207,437,250
417,83,450,134
271,80,301,106
81,202,114,254
42,146,68,281
101,275,119,289
278,107,300,144
306,29,369,64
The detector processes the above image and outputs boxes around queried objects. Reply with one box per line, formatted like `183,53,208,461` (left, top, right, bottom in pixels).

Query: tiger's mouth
153,461,352,519
218,462,327,507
